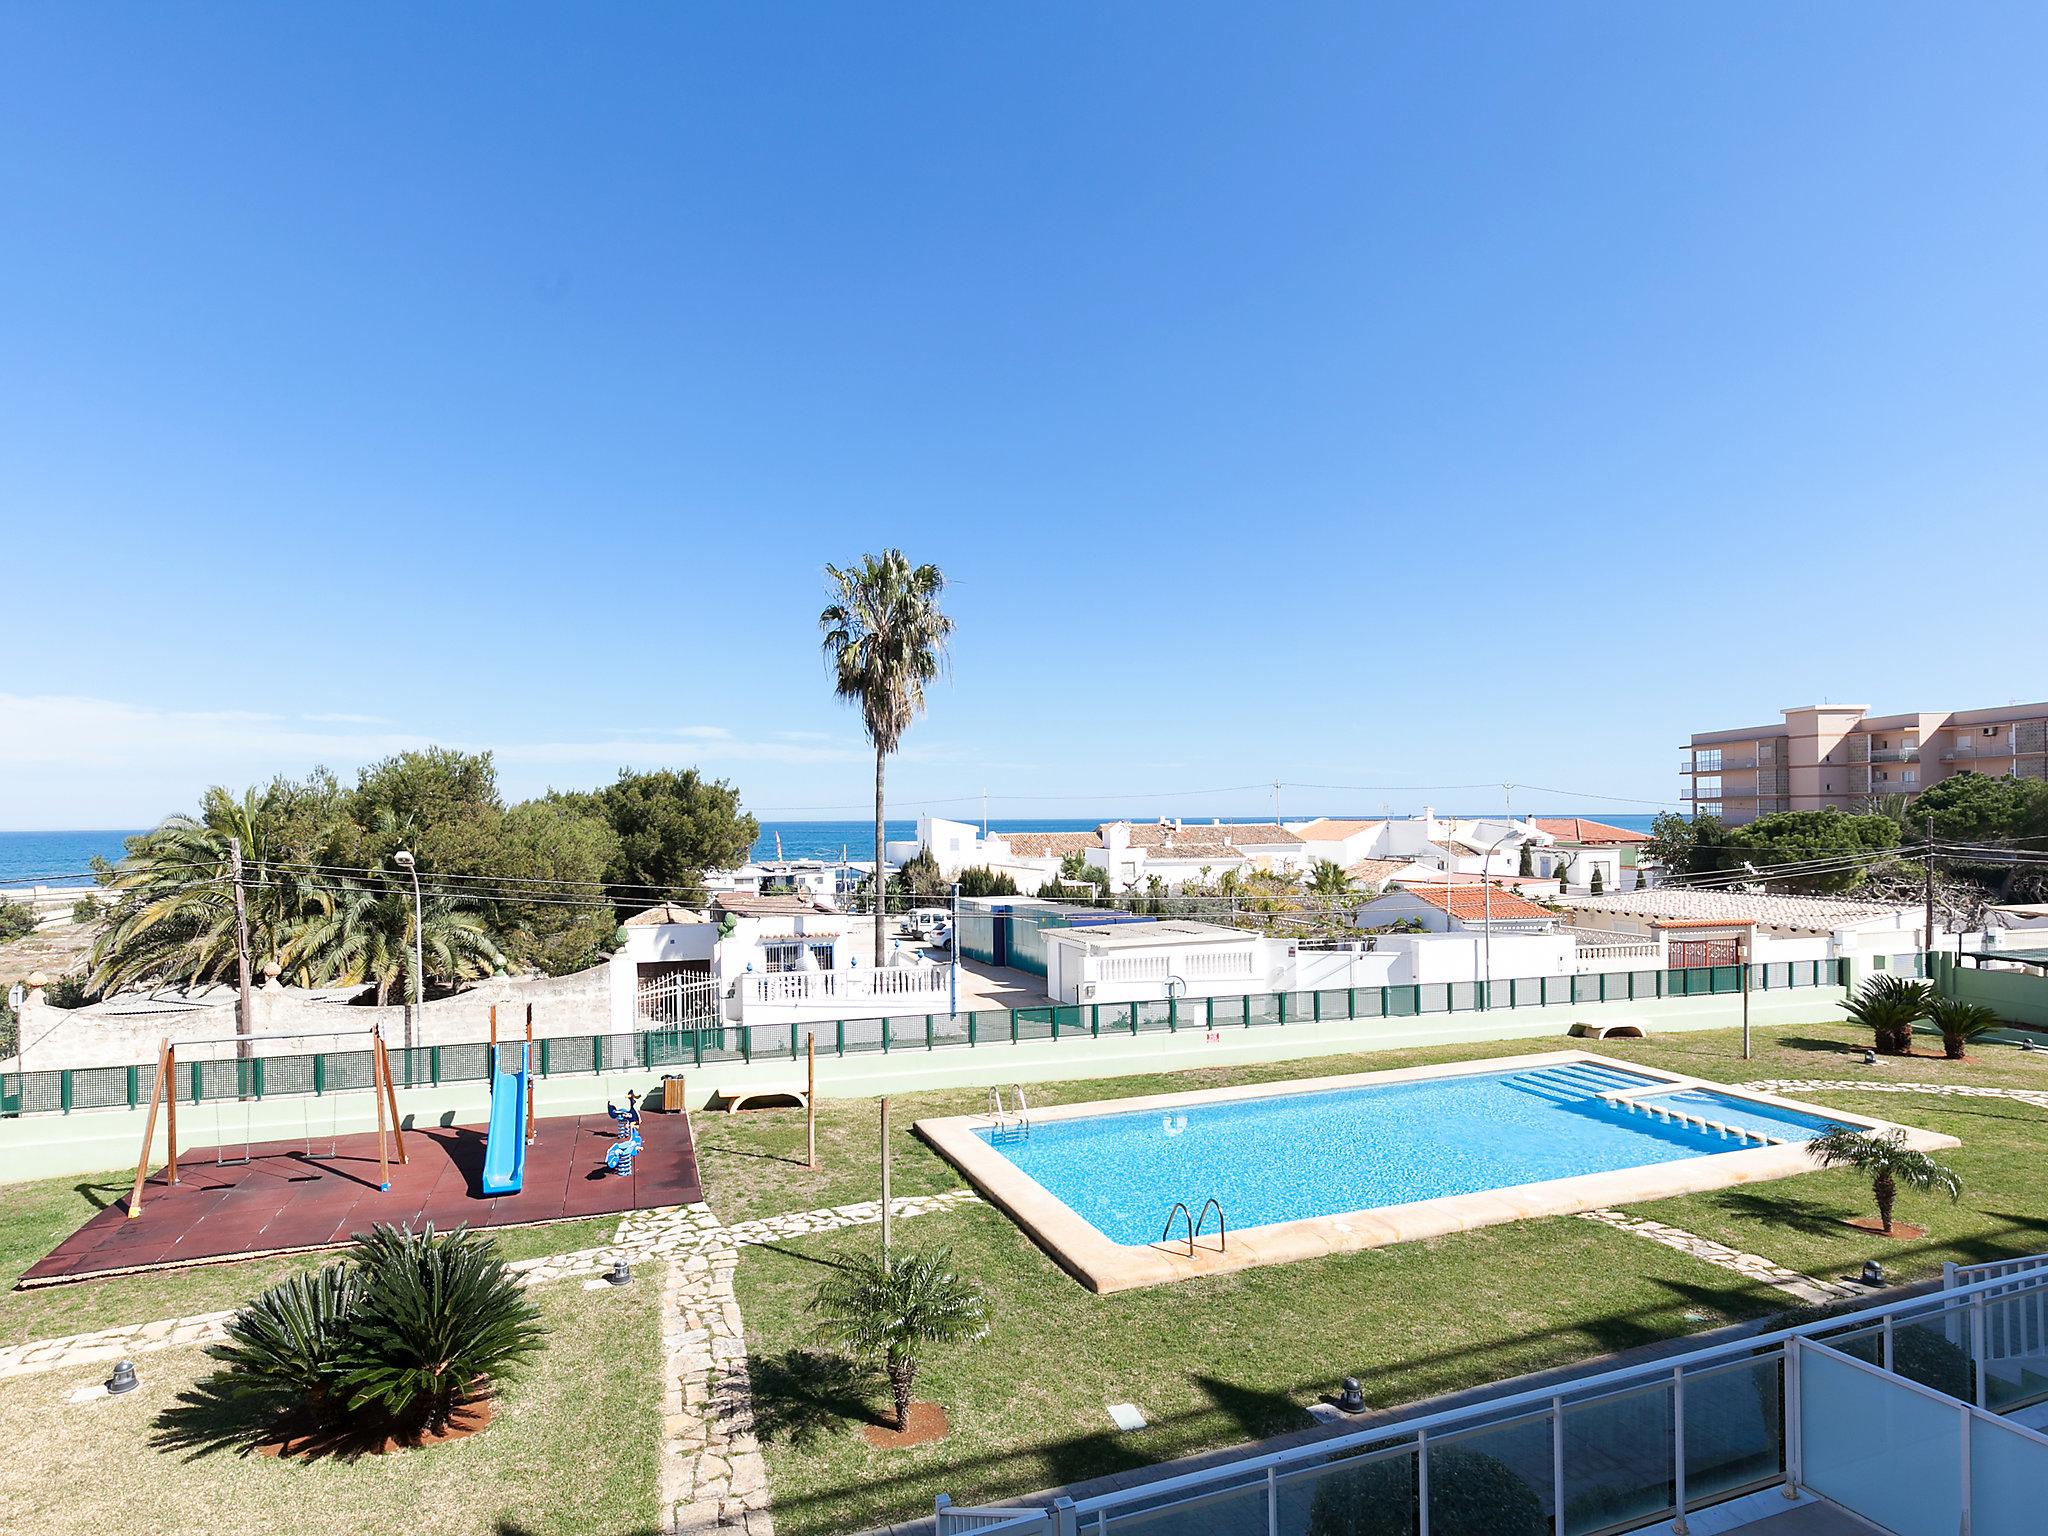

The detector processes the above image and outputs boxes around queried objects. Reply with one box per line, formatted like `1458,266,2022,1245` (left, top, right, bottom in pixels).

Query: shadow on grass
1699,1192,2048,1265
151,1373,495,1463
752,1348,888,1443
698,1137,816,1170
73,1178,129,1214
756,1275,1785,1528
1774,1037,1876,1056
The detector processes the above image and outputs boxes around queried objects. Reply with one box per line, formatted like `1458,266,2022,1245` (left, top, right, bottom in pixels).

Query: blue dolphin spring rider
605,1090,642,1176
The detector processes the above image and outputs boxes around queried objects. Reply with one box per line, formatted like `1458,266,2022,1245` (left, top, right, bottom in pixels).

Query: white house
699,858,873,910
897,815,1311,896
608,893,948,1029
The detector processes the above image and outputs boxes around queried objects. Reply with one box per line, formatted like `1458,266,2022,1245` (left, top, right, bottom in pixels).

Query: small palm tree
1806,1125,1962,1235
1306,859,1355,900
1841,973,1932,1056
811,1246,987,1430
1926,994,2002,1061
820,552,953,967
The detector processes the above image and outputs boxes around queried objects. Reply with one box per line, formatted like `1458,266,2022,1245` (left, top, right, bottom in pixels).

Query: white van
903,907,949,939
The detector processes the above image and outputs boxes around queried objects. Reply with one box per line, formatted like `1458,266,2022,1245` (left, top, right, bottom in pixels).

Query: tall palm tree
1805,1125,1962,1235
1841,972,1933,1056
811,1245,986,1430
286,876,504,1004
1925,994,2002,1061
90,786,322,1002
820,551,953,966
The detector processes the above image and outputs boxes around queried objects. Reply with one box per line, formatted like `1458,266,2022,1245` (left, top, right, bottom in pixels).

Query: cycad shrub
338,1223,545,1423
154,1222,542,1453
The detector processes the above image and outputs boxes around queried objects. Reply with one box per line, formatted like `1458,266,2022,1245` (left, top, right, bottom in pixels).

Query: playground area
17,1016,701,1286
20,1107,701,1285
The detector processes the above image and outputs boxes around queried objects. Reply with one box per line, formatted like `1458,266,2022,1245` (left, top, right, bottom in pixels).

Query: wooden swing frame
128,1027,408,1218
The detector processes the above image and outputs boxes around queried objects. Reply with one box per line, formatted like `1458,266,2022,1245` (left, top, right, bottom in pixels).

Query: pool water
976,1064,1838,1246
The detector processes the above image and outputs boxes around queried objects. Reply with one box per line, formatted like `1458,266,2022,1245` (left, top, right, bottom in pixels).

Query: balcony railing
1870,748,1920,764
938,1260,2048,1536
740,965,949,1010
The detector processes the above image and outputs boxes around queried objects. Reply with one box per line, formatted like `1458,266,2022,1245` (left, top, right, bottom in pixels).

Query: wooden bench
714,1083,810,1115
1569,1019,1649,1040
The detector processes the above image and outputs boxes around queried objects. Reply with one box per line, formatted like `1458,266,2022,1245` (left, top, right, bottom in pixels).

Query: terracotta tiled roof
1534,818,1651,845
712,892,829,918
1126,822,1303,849
1293,818,1386,839
1400,885,1557,921
622,903,709,926
994,831,1104,858
1343,857,1410,885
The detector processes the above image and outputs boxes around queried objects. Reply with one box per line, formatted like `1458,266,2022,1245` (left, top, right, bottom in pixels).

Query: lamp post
949,880,961,1019
393,850,424,1053
1481,827,1521,1009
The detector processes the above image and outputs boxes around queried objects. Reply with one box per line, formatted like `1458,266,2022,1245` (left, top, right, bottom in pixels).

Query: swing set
127,1026,408,1218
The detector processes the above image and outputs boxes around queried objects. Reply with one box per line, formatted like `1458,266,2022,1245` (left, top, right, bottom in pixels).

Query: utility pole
229,836,253,1066
1923,814,1936,960
1738,932,1752,1061
879,1097,892,1256
1272,780,1282,826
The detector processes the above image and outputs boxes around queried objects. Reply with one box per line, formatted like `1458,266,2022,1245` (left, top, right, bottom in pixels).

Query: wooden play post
127,1038,174,1218
375,1032,408,1166
880,1096,892,1255
807,1034,817,1170
372,1030,392,1192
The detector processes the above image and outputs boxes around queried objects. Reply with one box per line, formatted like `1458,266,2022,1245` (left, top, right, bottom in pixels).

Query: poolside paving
16,1108,702,1286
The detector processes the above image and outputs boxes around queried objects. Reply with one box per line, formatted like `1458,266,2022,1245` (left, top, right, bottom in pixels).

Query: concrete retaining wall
0,985,1847,1185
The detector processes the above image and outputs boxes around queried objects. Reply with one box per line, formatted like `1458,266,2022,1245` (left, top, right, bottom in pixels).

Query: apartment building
1683,700,2048,824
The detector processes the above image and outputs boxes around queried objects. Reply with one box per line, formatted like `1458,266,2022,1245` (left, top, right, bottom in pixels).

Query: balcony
1870,748,1920,764
938,1258,2048,1536
738,963,949,1015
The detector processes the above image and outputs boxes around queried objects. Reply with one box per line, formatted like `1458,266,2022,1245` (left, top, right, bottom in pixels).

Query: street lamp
393,850,424,1052
1481,827,1521,1008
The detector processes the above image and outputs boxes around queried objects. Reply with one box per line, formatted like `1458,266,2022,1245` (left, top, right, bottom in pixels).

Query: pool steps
1506,1065,1789,1146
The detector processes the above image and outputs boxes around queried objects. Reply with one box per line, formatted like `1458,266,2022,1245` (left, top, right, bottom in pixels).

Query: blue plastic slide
479,1042,529,1196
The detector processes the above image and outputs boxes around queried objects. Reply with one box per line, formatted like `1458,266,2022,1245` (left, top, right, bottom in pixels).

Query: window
1694,748,1722,772
1903,770,1918,786
1696,776,1721,799
762,941,834,973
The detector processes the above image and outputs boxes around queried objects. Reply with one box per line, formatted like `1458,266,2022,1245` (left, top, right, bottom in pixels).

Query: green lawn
7,1013,2047,1536
713,1019,2048,1534
0,1274,662,1536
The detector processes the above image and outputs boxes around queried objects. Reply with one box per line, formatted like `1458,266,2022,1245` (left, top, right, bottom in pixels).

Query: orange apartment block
1682,701,2048,825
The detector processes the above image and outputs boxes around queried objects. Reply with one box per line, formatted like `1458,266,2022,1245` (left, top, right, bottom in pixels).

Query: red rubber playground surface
18,1109,703,1287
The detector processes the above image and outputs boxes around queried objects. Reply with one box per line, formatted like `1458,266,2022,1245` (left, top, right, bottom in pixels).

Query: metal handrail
1160,1201,1194,1254
1193,1197,1226,1253
1057,1260,2048,1518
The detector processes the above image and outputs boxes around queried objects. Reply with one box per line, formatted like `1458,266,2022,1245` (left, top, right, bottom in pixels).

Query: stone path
726,1189,982,1248
1744,1078,2048,1111
0,1309,234,1381
1578,1209,1858,1305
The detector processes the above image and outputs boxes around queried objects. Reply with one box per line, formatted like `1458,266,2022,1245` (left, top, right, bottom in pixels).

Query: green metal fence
0,958,1849,1118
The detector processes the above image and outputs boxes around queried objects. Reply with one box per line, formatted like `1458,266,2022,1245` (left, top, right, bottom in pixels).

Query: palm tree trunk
888,1353,916,1430
874,743,887,969
1875,1169,1896,1234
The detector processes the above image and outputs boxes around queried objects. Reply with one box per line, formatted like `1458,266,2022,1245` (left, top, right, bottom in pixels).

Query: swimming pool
971,1061,1836,1246
919,1051,1954,1292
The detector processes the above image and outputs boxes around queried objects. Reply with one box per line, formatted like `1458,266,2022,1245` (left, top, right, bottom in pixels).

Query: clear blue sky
4,5,2046,829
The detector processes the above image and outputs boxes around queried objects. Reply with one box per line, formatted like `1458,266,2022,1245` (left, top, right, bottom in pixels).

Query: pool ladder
987,1085,1030,1139
1162,1198,1227,1257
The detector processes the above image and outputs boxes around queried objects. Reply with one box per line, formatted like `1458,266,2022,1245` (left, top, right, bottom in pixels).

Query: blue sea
0,812,1658,885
